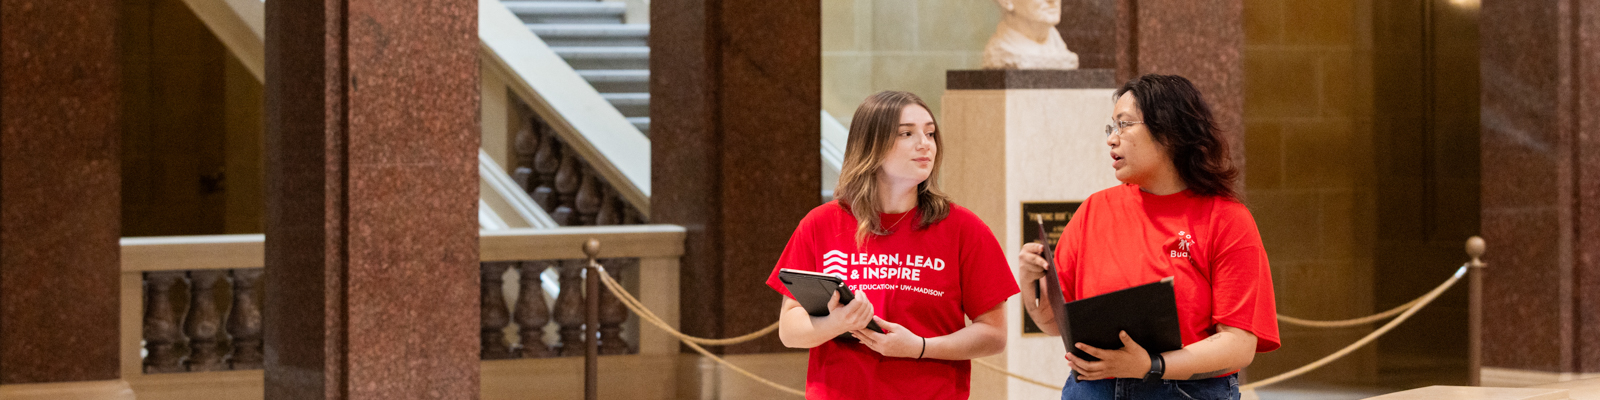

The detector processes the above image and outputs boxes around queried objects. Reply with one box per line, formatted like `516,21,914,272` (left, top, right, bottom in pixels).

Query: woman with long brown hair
1018,74,1280,400
764,91,1019,399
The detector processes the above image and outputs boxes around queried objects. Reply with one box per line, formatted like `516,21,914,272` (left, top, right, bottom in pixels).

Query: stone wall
822,0,1000,125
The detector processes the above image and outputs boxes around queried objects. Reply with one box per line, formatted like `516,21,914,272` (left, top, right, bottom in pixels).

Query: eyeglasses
1105,120,1144,137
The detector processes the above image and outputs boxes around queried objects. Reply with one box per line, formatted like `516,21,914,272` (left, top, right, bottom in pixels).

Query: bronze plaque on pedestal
1021,201,1081,334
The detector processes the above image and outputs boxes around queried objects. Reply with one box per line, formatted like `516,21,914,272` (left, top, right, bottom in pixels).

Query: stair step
528,24,647,39
551,46,649,59
601,92,649,107
578,70,648,93
628,117,649,134
577,69,648,83
503,1,625,16
504,1,624,24
528,23,647,47
552,46,649,69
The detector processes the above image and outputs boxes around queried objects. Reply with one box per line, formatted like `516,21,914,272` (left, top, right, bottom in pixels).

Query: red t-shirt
1053,185,1281,362
765,201,1019,400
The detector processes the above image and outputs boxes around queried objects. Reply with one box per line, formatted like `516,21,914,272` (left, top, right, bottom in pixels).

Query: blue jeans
1060,372,1240,400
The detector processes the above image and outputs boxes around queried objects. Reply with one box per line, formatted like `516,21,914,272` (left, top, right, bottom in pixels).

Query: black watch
1143,353,1166,384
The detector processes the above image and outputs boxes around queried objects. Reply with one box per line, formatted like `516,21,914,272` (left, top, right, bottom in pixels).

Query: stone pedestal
941,69,1121,400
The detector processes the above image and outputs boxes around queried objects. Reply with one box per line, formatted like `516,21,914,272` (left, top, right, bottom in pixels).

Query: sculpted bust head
982,0,1079,69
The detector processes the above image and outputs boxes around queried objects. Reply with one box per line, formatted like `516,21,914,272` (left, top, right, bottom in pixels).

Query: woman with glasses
1017,74,1280,400
765,90,1019,399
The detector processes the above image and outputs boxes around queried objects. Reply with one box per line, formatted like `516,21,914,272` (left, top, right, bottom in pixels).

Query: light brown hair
834,91,952,247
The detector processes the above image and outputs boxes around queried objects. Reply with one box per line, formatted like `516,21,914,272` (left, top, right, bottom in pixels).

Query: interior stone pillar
1477,0,1600,387
1120,0,1245,166
262,0,480,398
650,0,821,357
0,1,131,398
1057,0,1117,70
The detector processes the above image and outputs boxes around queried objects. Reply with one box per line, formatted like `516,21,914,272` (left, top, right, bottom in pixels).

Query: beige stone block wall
822,0,1000,126
1241,0,1379,386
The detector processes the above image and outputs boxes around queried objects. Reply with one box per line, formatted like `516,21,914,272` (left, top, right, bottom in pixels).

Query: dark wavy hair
1114,74,1239,200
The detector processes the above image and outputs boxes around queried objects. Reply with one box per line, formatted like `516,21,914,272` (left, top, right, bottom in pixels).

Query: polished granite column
651,0,821,355
1125,0,1245,161
1479,0,1600,381
262,0,480,398
1057,0,1117,69
1062,0,1246,170
0,0,123,389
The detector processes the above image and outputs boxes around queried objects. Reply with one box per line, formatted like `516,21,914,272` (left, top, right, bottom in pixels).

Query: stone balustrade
510,102,645,227
137,258,642,374
480,258,638,360
118,226,682,399
140,269,263,373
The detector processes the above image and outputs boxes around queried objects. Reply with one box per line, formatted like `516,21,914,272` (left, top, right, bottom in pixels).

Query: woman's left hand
852,317,925,359
1067,331,1153,380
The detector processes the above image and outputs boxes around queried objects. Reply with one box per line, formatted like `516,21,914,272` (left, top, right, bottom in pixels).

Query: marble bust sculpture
982,0,1079,69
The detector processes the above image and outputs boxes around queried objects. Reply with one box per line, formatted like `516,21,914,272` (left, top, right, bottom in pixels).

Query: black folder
1035,217,1182,362
777,268,884,334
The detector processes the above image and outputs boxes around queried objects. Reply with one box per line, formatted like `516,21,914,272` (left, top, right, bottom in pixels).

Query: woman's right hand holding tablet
823,289,875,336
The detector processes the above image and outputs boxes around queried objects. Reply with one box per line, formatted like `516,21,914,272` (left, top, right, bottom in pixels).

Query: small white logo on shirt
1171,231,1193,259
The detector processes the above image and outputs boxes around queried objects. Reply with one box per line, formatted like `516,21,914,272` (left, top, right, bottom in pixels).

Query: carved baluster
143,272,187,373
184,270,227,371
554,260,588,356
574,171,603,226
480,262,514,359
227,268,263,369
531,126,562,212
595,188,621,226
515,261,554,358
598,259,630,355
511,119,539,191
550,151,582,225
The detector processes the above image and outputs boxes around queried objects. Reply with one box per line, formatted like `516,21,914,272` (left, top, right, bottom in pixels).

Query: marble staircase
504,0,651,135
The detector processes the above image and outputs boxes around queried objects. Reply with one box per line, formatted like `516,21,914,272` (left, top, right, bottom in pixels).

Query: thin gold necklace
885,209,913,232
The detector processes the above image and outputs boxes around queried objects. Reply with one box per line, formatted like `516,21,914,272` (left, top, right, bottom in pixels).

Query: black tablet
777,268,884,333
1035,216,1180,362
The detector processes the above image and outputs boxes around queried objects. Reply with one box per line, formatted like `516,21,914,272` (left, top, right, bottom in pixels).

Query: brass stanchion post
1466,236,1486,386
584,239,601,400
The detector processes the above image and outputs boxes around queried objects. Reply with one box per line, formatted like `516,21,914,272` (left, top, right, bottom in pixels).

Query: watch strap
1143,353,1165,384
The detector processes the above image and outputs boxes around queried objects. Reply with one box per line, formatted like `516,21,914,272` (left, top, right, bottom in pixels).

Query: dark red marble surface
0,0,123,384
1057,0,1117,69
1130,0,1245,167
1578,0,1600,371
946,69,1117,90
1480,0,1600,373
264,0,480,397
652,0,820,355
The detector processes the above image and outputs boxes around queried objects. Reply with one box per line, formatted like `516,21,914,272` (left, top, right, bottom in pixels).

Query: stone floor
1249,382,1395,400
1246,353,1469,399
